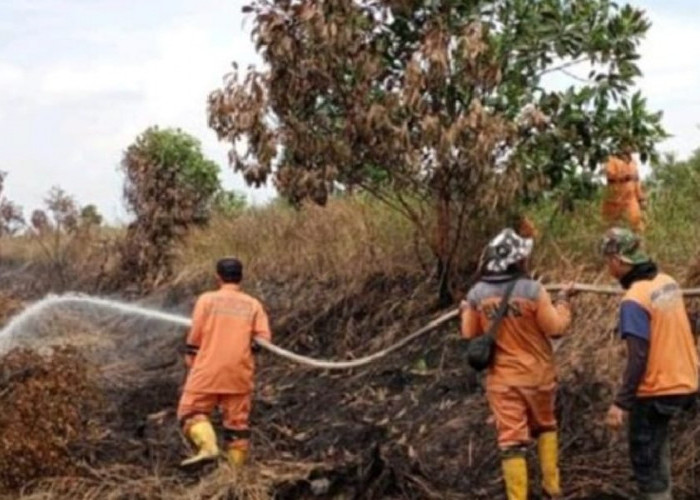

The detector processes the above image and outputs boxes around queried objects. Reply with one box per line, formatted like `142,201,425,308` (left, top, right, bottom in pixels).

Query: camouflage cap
600,227,650,265
483,228,533,273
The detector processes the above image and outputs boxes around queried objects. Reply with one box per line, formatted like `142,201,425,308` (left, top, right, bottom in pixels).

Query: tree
80,204,103,227
647,150,700,230
214,189,248,216
30,209,50,234
209,0,666,303
0,172,24,236
648,150,700,193
28,187,81,287
119,127,222,289
45,187,79,233
646,150,700,285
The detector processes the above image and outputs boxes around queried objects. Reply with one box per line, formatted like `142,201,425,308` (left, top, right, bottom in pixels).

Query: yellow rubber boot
538,431,562,498
227,447,248,468
180,420,220,468
502,454,528,500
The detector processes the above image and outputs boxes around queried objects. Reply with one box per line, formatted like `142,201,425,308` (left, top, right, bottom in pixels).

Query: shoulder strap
484,279,518,338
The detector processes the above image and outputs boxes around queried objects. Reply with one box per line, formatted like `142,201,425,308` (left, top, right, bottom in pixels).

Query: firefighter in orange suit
177,257,271,469
461,229,575,499
602,144,646,232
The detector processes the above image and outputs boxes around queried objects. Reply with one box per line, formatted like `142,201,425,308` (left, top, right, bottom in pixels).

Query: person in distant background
516,214,538,240
177,257,271,469
601,228,698,499
461,229,575,500
602,143,646,232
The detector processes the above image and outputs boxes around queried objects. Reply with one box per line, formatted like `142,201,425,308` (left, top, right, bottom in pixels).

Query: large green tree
209,0,666,303
120,127,221,289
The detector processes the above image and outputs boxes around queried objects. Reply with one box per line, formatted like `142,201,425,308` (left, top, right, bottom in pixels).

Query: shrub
0,348,102,491
119,127,222,291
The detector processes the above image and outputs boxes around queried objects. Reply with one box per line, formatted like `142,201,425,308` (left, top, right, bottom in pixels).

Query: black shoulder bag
467,279,518,371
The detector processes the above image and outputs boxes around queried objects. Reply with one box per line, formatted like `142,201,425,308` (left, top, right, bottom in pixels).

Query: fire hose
5,284,699,370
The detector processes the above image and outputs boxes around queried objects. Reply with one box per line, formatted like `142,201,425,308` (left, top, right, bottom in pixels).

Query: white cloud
0,62,23,88
0,1,275,220
634,6,700,157
638,9,700,95
41,65,144,96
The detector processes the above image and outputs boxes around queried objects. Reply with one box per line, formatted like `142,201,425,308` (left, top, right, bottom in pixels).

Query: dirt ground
1,273,700,499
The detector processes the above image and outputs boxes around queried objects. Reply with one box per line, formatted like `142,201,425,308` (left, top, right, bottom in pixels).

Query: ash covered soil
1,274,699,499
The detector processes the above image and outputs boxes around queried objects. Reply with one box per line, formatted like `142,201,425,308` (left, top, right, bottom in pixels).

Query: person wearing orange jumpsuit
177,257,271,469
515,214,538,239
602,145,646,232
461,229,575,499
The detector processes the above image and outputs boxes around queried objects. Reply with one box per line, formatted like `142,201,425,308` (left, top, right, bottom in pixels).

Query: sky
1,0,699,221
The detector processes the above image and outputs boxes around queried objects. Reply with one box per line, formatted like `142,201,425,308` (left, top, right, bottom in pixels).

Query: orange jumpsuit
602,155,645,232
461,278,571,448
177,284,271,451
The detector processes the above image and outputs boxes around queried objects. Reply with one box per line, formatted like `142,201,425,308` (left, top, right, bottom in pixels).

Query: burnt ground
2,272,700,499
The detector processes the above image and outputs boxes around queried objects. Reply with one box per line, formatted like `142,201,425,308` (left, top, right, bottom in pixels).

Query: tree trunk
435,191,453,307
436,256,452,307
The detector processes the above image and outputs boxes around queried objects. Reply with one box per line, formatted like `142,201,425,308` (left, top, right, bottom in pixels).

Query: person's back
605,155,640,203
187,285,270,394
460,228,575,500
601,228,699,499
623,273,698,398
464,277,570,388
602,151,645,231
177,258,271,470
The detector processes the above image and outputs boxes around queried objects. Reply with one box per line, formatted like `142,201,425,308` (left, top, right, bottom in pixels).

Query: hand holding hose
556,281,579,302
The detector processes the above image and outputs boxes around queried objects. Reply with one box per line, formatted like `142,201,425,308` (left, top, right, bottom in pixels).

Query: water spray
2,284,700,369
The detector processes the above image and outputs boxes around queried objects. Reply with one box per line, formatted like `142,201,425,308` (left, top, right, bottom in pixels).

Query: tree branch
356,181,418,225
537,58,588,78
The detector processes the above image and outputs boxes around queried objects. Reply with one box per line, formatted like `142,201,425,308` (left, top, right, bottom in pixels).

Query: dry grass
174,197,428,287
0,227,123,293
0,227,121,263
528,195,700,282
0,292,23,326
15,460,339,500
175,190,700,295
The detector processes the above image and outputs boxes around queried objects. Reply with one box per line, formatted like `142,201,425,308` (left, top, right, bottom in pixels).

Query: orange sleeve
605,157,618,179
535,288,571,338
460,300,483,339
185,295,208,368
253,302,272,342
